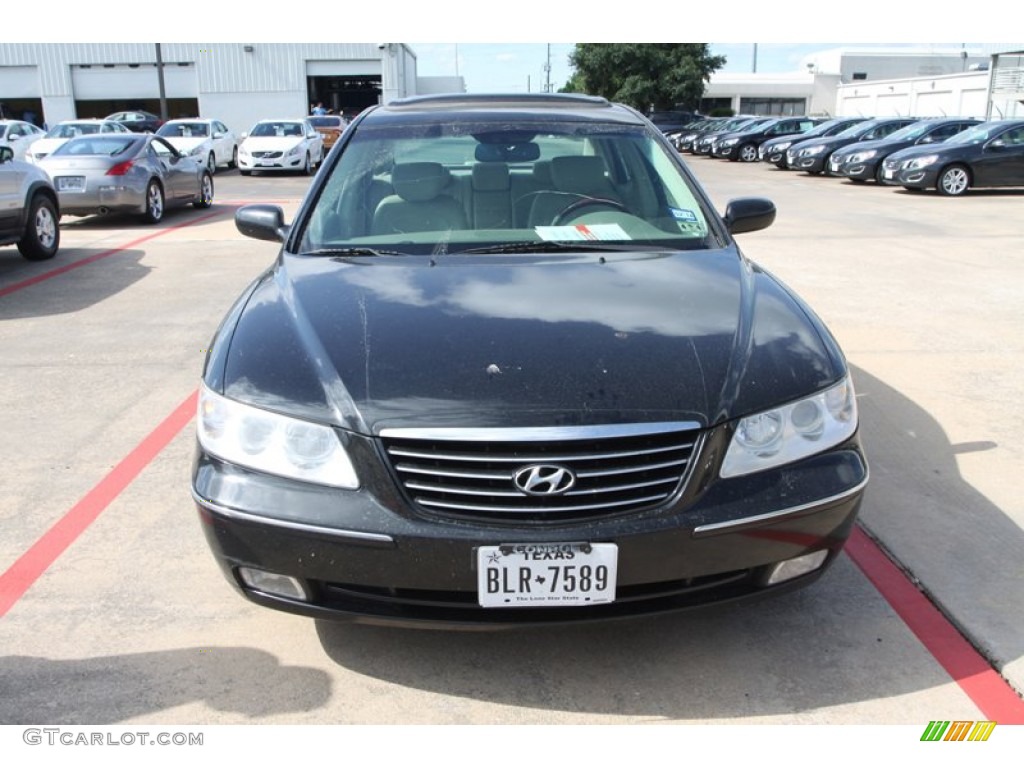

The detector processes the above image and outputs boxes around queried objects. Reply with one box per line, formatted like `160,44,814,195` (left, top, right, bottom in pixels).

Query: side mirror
987,139,1007,151
236,204,289,243
918,136,935,144
240,132,248,139
213,132,224,139
723,197,776,235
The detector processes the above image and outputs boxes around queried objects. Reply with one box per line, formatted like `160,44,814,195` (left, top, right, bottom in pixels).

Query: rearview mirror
723,197,776,235
236,204,290,243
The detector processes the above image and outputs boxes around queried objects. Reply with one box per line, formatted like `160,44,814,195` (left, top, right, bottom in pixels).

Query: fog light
765,550,829,585
237,567,309,601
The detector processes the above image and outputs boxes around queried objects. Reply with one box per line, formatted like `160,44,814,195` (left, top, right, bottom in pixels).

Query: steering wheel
551,197,629,226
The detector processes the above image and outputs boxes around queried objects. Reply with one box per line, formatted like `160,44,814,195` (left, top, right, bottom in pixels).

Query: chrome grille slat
415,493,669,515
386,440,694,464
381,425,701,523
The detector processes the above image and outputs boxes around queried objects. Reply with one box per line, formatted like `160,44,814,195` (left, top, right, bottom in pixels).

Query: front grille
381,424,701,523
251,151,282,159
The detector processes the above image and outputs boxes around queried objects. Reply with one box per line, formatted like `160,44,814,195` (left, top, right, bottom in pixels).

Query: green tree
564,44,726,112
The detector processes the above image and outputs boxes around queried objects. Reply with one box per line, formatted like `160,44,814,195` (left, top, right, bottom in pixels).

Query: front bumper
192,431,868,628
238,152,306,172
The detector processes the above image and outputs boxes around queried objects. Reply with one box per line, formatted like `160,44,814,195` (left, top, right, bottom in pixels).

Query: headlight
906,154,939,170
238,146,250,157
197,385,359,488
720,377,858,478
802,145,826,156
849,150,877,163
189,146,205,156
773,141,793,151
287,145,302,157
721,138,738,147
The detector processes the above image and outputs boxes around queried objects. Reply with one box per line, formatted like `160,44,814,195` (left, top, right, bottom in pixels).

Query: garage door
0,66,41,98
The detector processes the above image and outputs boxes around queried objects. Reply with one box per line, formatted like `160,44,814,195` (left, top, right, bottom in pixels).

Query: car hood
208,250,845,435
242,137,305,153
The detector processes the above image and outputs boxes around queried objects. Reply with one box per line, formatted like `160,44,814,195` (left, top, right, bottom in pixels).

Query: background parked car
692,116,773,156
713,116,821,162
237,119,324,175
156,118,239,174
0,145,60,260
0,120,46,161
881,119,1024,196
672,118,726,153
105,110,164,133
786,117,919,175
759,117,869,168
647,109,700,134
26,119,131,165
308,115,348,155
39,133,213,223
828,118,982,183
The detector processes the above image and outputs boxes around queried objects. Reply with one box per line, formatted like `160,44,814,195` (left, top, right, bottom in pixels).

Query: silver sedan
39,134,213,224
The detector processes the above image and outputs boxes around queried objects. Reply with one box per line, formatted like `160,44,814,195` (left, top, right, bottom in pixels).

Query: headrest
531,160,553,186
551,156,611,193
472,162,510,191
391,162,450,202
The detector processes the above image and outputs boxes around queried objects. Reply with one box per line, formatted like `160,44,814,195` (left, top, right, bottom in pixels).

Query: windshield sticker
669,208,698,222
535,224,631,241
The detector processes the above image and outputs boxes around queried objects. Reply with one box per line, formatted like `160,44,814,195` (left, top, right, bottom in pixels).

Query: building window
852,72,868,81
737,97,807,116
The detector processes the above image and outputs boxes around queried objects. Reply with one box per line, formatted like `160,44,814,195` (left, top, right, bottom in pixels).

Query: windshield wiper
456,241,645,255
300,247,408,257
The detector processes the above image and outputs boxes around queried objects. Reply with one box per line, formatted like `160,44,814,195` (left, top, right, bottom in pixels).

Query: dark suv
0,145,60,261
194,93,866,627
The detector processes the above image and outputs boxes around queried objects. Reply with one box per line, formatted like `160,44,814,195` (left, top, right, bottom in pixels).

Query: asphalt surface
0,158,1022,732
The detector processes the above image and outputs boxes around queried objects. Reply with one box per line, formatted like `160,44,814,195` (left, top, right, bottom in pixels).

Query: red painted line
0,209,228,299
0,390,198,618
846,526,1024,723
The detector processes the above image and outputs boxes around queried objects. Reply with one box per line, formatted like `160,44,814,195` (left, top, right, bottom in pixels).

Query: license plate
477,543,618,608
57,176,85,192
884,169,894,179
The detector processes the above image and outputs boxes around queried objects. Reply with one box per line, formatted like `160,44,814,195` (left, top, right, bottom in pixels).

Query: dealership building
0,43,462,132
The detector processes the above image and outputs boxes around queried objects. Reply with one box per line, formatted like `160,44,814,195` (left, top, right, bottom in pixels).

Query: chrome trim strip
692,475,870,536
386,441,695,464
191,490,395,547
417,493,667,514
380,422,702,441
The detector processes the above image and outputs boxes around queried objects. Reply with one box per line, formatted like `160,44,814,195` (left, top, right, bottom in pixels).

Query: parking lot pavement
0,168,1021,726
691,157,1024,698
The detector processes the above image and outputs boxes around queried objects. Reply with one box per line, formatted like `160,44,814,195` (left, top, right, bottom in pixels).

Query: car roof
364,93,644,127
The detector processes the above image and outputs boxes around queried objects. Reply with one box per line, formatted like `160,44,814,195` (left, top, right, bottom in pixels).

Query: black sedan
193,93,867,627
786,117,919,174
759,117,869,168
693,116,773,156
880,119,1024,195
828,118,981,182
105,110,165,133
713,116,820,162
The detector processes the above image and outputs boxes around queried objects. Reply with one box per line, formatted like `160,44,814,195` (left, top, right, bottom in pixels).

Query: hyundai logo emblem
513,464,576,496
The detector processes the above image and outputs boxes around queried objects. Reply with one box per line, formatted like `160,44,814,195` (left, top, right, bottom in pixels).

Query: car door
212,121,233,165
978,126,1024,187
303,120,322,162
148,137,190,201
0,149,24,234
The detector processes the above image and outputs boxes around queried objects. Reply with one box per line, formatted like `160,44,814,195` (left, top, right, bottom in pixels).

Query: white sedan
0,120,45,161
27,119,131,165
237,119,324,175
156,119,239,174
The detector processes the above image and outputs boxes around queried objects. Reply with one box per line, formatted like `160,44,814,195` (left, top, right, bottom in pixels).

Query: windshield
157,122,210,138
945,123,1004,146
883,121,936,142
298,120,715,256
250,122,304,138
46,123,101,139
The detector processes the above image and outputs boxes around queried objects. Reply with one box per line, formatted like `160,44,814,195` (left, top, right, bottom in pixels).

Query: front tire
937,165,970,196
193,171,214,209
207,153,217,175
302,152,313,176
141,180,164,224
228,146,238,169
17,193,60,261
738,143,758,163
239,169,251,176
